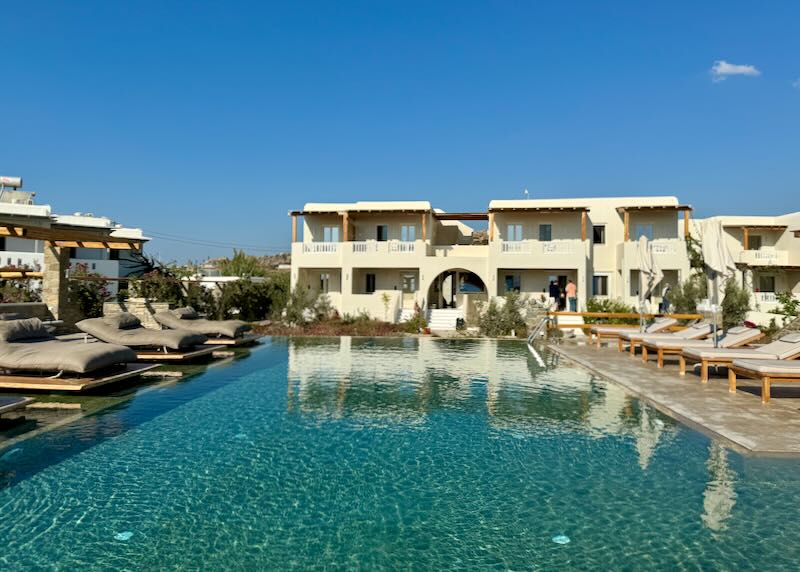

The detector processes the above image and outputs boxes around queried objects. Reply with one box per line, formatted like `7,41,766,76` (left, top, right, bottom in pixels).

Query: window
320,272,330,294
506,224,523,242
539,224,552,242
635,224,653,241
504,274,521,293
758,275,775,292
400,225,416,242
366,273,376,293
322,226,340,242
0,237,5,250
592,225,606,244
376,225,389,241
592,275,609,296
749,235,762,251
110,249,120,261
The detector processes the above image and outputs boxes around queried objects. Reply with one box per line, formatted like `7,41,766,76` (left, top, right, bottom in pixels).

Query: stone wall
103,298,171,330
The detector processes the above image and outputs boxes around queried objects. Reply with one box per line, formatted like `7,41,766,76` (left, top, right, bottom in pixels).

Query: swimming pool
1,337,799,570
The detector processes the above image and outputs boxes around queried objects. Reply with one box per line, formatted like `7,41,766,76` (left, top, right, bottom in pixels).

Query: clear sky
2,1,798,262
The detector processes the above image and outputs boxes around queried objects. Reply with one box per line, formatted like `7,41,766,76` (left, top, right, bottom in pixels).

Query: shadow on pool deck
549,340,800,457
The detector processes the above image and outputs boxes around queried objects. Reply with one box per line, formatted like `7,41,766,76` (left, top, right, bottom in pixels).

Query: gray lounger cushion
0,338,136,374
103,312,142,330
154,310,251,339
683,335,800,361
622,322,711,342
77,316,207,350
647,326,761,350
0,312,24,321
732,359,800,375
0,318,51,342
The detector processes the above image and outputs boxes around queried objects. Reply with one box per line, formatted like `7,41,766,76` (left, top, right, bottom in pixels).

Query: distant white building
0,186,148,296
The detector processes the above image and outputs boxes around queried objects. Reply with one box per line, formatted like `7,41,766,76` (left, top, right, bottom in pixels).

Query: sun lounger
728,359,800,403
0,318,154,391
0,396,35,416
680,333,800,382
619,321,712,355
641,326,762,368
154,307,255,345
77,313,214,361
591,317,677,349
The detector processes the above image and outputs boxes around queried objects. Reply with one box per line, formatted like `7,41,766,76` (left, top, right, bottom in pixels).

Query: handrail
547,311,703,320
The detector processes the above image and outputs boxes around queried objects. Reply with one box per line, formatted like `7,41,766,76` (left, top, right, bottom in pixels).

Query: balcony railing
739,248,789,266
302,242,340,254
349,240,416,254
388,241,416,253
500,240,580,254
755,292,777,304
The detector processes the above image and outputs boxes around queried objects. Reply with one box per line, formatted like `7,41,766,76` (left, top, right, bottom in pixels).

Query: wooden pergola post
683,209,691,239
342,212,349,242
488,212,495,241
291,215,298,243
742,227,750,251
623,209,630,241
421,212,427,241
580,211,587,241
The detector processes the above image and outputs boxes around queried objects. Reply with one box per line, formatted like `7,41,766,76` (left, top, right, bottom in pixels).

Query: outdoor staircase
427,308,464,331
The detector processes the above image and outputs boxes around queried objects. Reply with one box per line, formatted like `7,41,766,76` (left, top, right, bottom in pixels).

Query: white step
427,309,464,331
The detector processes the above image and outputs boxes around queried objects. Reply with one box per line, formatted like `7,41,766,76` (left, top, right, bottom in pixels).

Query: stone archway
425,268,488,319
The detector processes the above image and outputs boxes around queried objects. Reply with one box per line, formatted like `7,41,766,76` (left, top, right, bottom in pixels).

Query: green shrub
401,304,427,333
68,266,111,319
283,284,314,325
773,291,800,317
669,275,708,314
478,293,527,337
216,250,267,278
721,278,750,330
0,280,41,303
584,298,637,324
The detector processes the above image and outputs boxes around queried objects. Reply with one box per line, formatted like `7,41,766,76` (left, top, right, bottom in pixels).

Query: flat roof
433,212,489,221
616,204,692,213
292,201,432,216
723,224,788,230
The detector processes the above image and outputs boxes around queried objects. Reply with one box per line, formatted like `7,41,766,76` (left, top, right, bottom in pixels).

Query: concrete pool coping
548,341,800,457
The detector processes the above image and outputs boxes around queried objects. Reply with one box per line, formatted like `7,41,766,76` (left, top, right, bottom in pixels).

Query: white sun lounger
681,333,800,382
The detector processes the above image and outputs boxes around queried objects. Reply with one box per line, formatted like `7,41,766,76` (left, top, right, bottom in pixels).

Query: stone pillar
42,243,69,320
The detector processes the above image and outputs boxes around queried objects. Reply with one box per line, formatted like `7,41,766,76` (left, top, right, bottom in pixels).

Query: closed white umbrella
637,236,664,331
701,220,738,345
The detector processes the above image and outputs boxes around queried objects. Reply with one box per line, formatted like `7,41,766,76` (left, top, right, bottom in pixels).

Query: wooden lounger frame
203,333,259,347
135,345,216,361
679,348,800,383
0,363,158,392
591,327,638,349
0,396,35,416
644,332,763,369
729,364,800,403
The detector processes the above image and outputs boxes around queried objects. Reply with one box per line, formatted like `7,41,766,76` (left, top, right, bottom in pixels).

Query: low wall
103,298,171,330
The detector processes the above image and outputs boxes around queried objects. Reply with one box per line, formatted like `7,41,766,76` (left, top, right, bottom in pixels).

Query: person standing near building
660,283,672,313
565,279,577,312
548,280,560,310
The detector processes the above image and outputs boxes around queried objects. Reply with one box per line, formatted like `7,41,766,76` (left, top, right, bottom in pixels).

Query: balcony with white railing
739,248,790,267
493,239,588,268
621,238,687,270
349,240,418,255
432,244,489,258
292,241,343,266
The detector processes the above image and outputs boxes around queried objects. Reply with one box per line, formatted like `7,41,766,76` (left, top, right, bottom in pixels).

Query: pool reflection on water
0,337,797,571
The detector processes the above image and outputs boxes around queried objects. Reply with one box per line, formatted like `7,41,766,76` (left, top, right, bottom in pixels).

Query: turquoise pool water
1,337,799,570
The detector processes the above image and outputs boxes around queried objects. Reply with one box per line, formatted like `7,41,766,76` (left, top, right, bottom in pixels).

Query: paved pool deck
548,340,800,457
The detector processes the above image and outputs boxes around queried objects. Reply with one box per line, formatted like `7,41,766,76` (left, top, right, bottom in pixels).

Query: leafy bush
773,291,800,317
478,293,527,337
68,266,111,319
584,298,637,324
401,304,427,333
283,284,315,325
721,278,750,330
669,275,708,314
216,250,267,278
0,280,41,303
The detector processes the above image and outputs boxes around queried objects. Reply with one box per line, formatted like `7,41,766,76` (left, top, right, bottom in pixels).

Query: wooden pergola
289,208,433,242
0,215,146,320
487,205,590,241
722,224,788,251
615,204,693,241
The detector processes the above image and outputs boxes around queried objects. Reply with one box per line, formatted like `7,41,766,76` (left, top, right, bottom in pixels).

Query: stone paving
549,340,800,456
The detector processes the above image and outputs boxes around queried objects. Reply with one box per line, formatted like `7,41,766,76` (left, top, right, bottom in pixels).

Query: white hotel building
289,196,695,326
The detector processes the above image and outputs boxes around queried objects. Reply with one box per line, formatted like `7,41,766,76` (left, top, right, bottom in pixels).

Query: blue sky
2,1,798,261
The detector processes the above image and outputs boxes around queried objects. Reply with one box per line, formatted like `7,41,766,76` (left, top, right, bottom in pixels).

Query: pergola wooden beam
0,270,43,279
0,224,142,250
581,211,587,241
